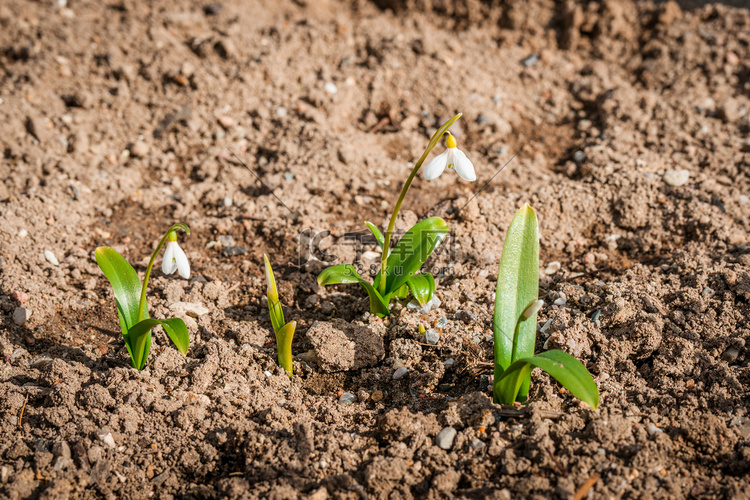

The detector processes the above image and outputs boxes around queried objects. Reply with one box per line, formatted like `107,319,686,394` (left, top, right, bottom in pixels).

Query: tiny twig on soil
19,394,29,430
573,474,601,500
546,445,565,475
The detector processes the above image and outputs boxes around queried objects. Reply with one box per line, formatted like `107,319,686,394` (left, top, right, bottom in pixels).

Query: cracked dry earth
1,0,750,498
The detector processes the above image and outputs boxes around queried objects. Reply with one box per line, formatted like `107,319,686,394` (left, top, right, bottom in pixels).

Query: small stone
52,440,71,460
443,358,455,368
729,416,750,439
284,172,295,181
44,250,59,266
217,234,235,247
13,307,31,325
130,141,149,158
521,54,539,67
264,370,272,378
573,150,585,163
97,429,116,449
18,229,28,238
11,291,29,303
721,347,740,363
701,287,715,298
470,438,485,451
215,429,227,444
338,392,356,405
646,423,663,437
276,107,288,118
407,295,441,313
371,390,383,402
436,317,449,329
223,197,233,207
393,366,408,380
425,329,440,345
455,310,477,324
436,427,457,450
544,261,561,275
223,246,248,257
663,169,690,187
324,82,338,95
217,115,234,129
553,297,567,307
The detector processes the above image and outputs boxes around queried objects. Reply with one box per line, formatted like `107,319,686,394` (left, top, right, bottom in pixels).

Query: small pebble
223,197,233,207
13,307,32,326
18,229,28,238
470,439,485,450
44,250,59,266
425,329,440,345
436,317,449,328
97,429,116,449
663,169,690,187
264,370,272,378
393,366,408,380
218,235,235,247
573,150,585,163
284,172,295,181
276,107,287,118
521,53,539,67
443,358,455,368
11,291,29,303
215,429,227,444
591,309,601,324
646,423,663,437
324,82,338,95
371,390,383,402
472,335,481,343
130,141,149,158
545,261,561,275
455,310,477,324
407,295,441,313
553,297,567,307
701,287,715,298
721,347,740,363
338,392,356,405
436,427,457,450
540,318,553,333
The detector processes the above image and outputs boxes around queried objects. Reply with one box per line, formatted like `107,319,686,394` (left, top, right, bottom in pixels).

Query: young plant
264,254,297,376
317,113,475,317
493,204,599,409
95,223,191,370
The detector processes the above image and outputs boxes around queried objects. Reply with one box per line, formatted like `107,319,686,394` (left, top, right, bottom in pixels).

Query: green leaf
405,272,435,305
264,254,285,333
364,221,385,249
129,318,190,370
275,320,296,376
95,247,149,356
493,204,539,400
383,217,448,295
494,350,599,409
318,264,390,317
390,284,409,299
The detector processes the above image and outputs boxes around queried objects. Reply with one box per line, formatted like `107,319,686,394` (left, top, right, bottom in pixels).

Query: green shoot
264,254,296,376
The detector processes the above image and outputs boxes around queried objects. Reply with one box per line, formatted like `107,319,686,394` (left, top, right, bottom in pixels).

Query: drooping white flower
162,232,190,279
423,133,476,182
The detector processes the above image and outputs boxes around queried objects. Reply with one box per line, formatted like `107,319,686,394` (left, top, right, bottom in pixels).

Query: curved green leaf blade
495,350,599,409
129,318,190,370
275,320,296,376
405,272,435,305
95,246,149,359
318,264,390,317
364,221,385,249
384,217,448,295
493,204,539,400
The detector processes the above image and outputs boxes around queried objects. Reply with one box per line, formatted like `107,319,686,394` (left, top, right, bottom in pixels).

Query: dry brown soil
1,0,750,498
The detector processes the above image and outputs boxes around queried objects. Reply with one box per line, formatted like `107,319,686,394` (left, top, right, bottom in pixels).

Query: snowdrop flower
423,133,476,182
162,231,190,279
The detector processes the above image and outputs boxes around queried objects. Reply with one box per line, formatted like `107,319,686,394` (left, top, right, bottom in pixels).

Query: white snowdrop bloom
423,133,476,181
162,232,190,279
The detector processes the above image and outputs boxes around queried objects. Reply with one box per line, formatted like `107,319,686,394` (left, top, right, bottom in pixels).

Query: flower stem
137,222,191,322
378,113,462,296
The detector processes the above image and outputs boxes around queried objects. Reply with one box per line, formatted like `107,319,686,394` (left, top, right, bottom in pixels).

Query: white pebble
264,371,272,378
544,261,561,275
18,229,28,238
663,169,690,187
97,430,116,449
553,297,567,307
44,250,59,266
324,82,338,95
646,423,664,436
276,107,287,118
393,366,408,380
425,329,440,345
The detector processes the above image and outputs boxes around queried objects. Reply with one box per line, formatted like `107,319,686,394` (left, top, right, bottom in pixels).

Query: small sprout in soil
492,205,599,409
317,113,474,317
95,223,191,370
264,254,296,376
